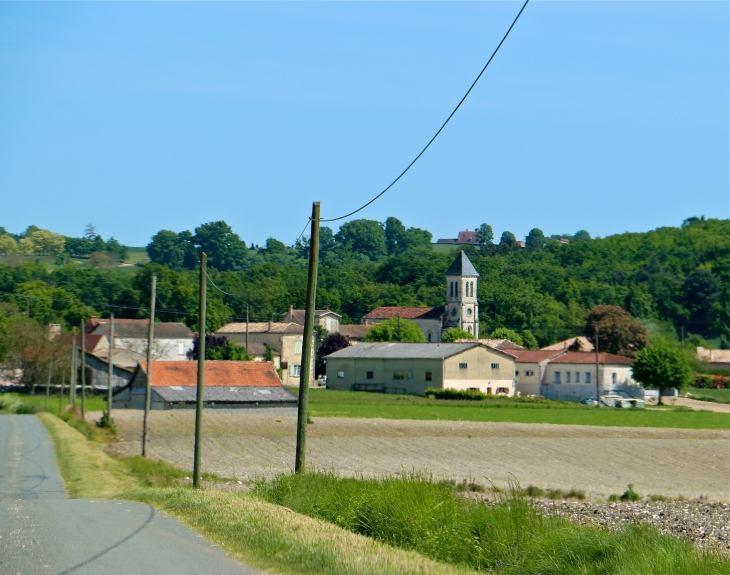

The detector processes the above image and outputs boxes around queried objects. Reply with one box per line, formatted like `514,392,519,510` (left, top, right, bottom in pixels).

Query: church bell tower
444,251,479,337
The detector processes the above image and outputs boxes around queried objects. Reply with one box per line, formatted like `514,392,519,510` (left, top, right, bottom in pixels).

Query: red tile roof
217,322,304,334
338,324,371,339
504,349,566,363
139,361,281,387
362,306,443,320
549,352,633,365
73,334,107,351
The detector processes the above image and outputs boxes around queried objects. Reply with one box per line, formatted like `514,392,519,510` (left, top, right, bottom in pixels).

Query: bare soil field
106,411,730,501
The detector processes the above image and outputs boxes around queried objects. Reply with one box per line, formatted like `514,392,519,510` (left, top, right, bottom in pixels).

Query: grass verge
255,472,730,575
687,388,730,404
302,389,730,429
36,412,470,575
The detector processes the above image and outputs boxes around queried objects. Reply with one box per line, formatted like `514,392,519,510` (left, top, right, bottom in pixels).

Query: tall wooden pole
70,328,77,406
142,275,156,456
59,372,65,412
295,202,320,473
107,313,115,421
594,325,600,408
245,304,249,353
45,356,53,410
193,253,207,488
80,321,86,418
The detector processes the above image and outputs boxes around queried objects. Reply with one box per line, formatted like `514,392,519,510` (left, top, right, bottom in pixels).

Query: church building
361,250,480,342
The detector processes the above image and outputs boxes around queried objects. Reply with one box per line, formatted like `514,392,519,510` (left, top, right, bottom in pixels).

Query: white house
86,317,194,361
541,351,637,401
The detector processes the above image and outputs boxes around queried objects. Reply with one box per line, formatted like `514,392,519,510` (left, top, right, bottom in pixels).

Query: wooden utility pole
594,326,600,408
295,202,320,473
59,373,65,412
142,274,156,456
70,328,77,406
193,253,207,488
45,356,53,410
80,321,86,418
107,313,115,421
245,304,249,352
397,315,401,342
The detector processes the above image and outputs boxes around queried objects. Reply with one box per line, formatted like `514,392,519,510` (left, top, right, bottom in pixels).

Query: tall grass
255,473,729,575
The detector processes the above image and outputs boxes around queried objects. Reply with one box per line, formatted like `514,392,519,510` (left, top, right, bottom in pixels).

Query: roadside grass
687,388,730,405
0,392,106,417
36,412,471,575
255,472,730,575
302,389,730,429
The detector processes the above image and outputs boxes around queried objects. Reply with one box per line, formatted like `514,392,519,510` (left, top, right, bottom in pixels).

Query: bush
692,373,714,389
524,485,545,497
425,387,486,400
564,489,586,501
620,484,641,502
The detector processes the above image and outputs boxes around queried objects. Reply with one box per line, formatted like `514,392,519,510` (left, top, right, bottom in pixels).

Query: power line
318,0,530,223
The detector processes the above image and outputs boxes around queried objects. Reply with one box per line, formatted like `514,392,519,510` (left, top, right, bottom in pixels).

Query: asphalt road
0,415,259,575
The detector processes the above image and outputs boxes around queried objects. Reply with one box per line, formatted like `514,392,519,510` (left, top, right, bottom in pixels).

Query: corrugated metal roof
327,342,477,360
153,386,297,404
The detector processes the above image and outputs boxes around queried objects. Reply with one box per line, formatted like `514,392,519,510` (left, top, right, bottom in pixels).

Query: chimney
289,305,293,320
46,324,62,341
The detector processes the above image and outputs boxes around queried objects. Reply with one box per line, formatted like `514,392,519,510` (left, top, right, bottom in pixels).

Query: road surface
0,414,259,575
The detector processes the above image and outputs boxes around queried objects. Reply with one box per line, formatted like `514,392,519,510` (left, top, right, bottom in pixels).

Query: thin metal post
193,253,207,488
45,356,52,410
295,202,320,473
594,326,600,408
142,275,156,456
80,321,86,418
107,313,114,421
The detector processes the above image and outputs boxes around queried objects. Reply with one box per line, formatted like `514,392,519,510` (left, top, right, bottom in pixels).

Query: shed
325,342,516,396
112,361,297,411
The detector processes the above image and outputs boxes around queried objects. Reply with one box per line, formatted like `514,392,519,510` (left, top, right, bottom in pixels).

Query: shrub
564,489,586,501
692,373,714,389
425,387,486,400
525,485,545,497
620,484,641,502
547,489,562,500
608,494,620,502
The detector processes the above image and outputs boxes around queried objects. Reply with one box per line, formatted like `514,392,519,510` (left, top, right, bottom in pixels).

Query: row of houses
325,340,638,402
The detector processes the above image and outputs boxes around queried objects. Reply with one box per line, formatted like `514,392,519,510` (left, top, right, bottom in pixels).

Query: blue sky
0,1,727,247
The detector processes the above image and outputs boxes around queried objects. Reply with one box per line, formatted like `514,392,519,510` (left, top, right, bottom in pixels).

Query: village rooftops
71,333,108,351
284,308,341,325
502,349,566,362
326,342,482,360
338,324,371,339
136,360,282,387
541,336,594,352
87,317,193,339
445,251,479,277
217,322,304,334
362,307,444,321
463,338,524,351
89,348,146,372
548,351,633,365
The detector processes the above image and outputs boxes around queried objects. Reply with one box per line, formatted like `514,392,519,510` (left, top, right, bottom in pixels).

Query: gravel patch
530,499,730,554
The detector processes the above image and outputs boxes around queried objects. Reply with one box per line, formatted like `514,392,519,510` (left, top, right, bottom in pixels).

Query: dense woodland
0,216,728,349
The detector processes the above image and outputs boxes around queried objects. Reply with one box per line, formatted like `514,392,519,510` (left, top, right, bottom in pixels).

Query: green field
304,389,730,429
0,393,107,416
688,388,730,404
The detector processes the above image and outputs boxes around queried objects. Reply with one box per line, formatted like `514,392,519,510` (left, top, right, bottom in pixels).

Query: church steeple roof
445,250,479,277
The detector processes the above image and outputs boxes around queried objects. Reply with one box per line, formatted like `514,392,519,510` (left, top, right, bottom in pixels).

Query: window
575,372,580,383
425,372,432,381
496,387,509,395
515,370,520,376
585,372,591,383
280,361,289,369
366,371,374,379
458,362,468,369
467,326,472,334
491,363,499,369
337,371,345,378
566,372,571,383
612,372,617,384
393,372,405,380
178,343,185,355
427,332,432,342
525,370,534,376
450,282,454,298
290,364,301,377
467,387,480,392
486,387,493,395
553,372,561,383
295,341,302,354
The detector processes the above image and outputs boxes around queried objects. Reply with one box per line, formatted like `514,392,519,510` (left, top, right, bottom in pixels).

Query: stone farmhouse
325,342,516,396
85,317,194,361
112,361,297,411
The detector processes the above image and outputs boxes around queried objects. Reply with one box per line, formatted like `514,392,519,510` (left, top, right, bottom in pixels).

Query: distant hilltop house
437,229,525,248
361,250,481,341
112,361,297,411
85,317,194,361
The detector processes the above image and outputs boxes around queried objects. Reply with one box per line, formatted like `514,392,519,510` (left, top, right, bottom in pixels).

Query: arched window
467,326,472,334
471,281,474,297
450,282,453,298
427,332,432,342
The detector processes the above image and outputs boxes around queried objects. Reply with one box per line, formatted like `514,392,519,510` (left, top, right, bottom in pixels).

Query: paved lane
0,415,259,575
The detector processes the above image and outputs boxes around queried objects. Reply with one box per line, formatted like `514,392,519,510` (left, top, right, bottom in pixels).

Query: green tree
147,230,185,267
631,342,691,405
499,231,517,246
335,219,387,261
441,327,474,342
84,223,97,240
521,329,539,349
364,318,425,342
0,235,17,255
263,344,275,362
193,221,248,271
207,340,252,361
476,224,494,245
385,217,406,255
490,327,523,346
683,269,722,334
525,228,546,251
583,305,649,357
573,230,591,241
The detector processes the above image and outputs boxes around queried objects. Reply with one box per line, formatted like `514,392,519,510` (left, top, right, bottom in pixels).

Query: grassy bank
36,413,470,575
256,472,730,575
0,392,106,416
304,389,730,429
688,389,730,405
